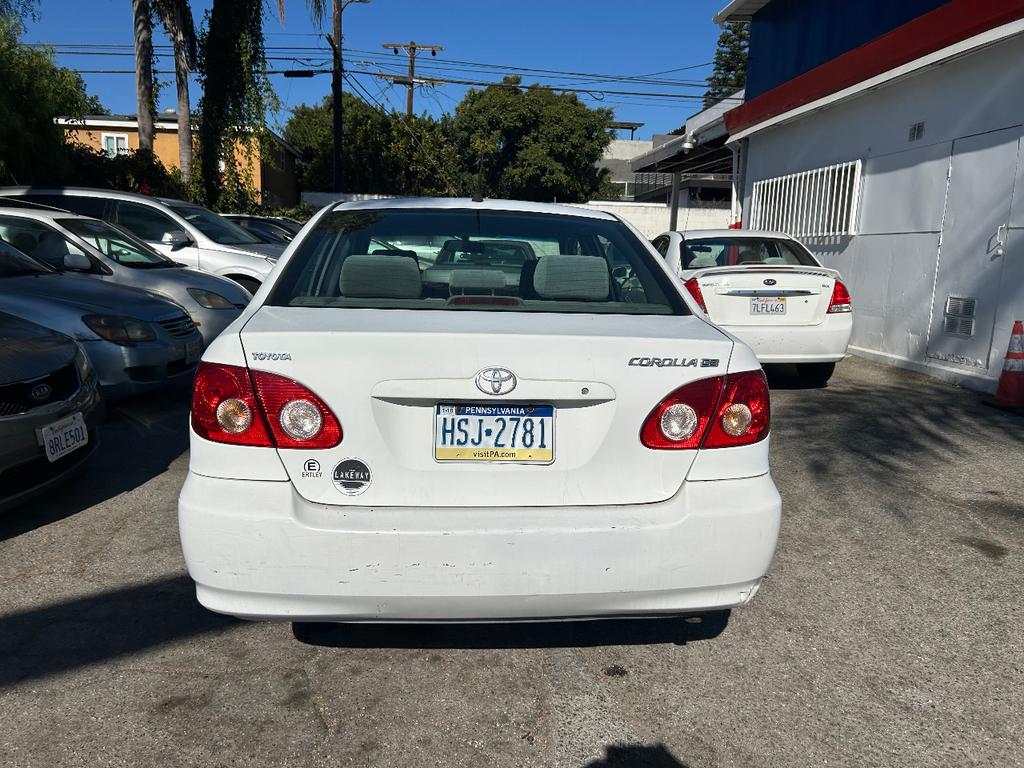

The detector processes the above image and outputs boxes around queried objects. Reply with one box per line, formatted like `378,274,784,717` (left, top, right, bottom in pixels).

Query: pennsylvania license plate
38,412,88,463
434,404,554,463
751,297,786,314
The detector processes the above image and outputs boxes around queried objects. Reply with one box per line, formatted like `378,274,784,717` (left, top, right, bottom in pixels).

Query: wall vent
908,122,926,142
943,295,977,337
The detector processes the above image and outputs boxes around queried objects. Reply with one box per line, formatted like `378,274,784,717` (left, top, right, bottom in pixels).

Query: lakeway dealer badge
332,458,372,496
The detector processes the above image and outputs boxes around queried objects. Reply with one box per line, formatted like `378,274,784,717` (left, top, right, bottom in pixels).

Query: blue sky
25,0,727,139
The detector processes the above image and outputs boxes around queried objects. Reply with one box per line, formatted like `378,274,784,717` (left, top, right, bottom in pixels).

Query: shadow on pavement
0,574,237,687
0,389,191,542
292,610,729,649
584,743,689,768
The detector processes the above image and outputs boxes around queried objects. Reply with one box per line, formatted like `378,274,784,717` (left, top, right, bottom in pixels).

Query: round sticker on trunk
332,458,371,496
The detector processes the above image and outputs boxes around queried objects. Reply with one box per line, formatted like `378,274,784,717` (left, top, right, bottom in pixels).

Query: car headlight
188,288,236,309
82,314,157,343
74,344,93,381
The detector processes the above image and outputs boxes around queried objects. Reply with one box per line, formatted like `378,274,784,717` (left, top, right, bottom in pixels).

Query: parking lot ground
1,357,1022,768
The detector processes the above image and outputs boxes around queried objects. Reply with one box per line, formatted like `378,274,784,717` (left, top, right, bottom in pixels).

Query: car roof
0,207,95,223
331,197,616,220
673,228,797,240
0,186,190,207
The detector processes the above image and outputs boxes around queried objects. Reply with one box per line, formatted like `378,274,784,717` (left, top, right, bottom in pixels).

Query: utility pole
382,41,444,117
327,0,370,194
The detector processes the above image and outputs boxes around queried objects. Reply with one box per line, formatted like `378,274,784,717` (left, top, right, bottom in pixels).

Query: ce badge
332,458,372,496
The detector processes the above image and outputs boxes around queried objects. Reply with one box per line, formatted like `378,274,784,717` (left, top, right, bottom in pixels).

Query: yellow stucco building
57,113,300,208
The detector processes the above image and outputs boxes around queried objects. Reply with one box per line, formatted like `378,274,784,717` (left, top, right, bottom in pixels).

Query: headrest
339,255,421,299
687,253,718,269
449,269,507,294
532,256,609,301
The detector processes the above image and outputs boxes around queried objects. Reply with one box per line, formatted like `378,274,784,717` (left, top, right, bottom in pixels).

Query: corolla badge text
628,357,719,368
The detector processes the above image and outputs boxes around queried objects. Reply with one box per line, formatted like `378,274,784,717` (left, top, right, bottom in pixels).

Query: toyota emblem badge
475,367,517,396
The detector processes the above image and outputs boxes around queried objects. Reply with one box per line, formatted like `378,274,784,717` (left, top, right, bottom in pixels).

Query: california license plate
751,297,786,314
38,412,88,463
434,404,554,463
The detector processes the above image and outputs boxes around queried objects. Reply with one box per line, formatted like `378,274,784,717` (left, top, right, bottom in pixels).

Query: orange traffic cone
991,320,1024,410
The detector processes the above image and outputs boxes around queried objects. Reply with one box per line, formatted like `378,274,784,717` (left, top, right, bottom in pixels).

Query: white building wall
738,32,1024,391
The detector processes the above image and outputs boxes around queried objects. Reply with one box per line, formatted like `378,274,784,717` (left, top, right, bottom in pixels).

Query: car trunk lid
240,306,735,507
686,265,839,327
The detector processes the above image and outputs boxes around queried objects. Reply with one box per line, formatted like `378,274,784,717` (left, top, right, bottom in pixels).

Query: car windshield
682,237,818,269
167,203,263,246
268,208,686,315
0,240,52,277
58,218,176,268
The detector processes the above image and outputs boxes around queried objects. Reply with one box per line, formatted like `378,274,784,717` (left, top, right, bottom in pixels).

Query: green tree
284,94,391,193
703,21,748,109
449,77,613,202
0,17,100,184
196,0,277,210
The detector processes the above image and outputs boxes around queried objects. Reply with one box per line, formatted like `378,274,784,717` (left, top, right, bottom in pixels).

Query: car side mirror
161,230,191,250
63,252,92,271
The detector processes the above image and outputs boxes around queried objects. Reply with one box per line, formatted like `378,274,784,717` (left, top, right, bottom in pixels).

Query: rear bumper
178,472,781,622
722,313,852,363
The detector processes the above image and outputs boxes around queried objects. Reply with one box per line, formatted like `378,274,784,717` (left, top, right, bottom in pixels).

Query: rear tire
232,276,261,296
796,361,836,387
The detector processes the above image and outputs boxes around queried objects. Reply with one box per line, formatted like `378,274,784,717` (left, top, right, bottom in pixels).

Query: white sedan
653,229,853,385
178,199,781,623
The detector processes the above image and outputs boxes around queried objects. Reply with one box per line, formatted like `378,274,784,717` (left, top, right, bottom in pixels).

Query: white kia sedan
178,199,781,623
653,229,853,385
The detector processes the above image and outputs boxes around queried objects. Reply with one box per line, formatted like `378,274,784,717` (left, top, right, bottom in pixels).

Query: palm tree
132,0,155,151
153,0,197,179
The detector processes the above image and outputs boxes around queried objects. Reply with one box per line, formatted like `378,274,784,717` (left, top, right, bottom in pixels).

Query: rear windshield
681,237,817,269
167,203,263,246
268,208,687,315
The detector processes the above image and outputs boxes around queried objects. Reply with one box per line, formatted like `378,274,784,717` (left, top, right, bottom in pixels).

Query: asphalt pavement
1,357,1021,767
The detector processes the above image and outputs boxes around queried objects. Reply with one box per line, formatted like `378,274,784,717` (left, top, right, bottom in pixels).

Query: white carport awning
713,0,771,23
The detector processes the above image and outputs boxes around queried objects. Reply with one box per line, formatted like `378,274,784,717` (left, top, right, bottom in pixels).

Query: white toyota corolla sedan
652,229,853,385
178,199,781,623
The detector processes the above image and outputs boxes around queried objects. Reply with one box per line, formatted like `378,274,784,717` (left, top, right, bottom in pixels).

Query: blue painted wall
746,0,952,98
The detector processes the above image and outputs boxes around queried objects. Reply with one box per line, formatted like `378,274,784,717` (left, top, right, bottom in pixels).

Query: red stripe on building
724,0,1024,135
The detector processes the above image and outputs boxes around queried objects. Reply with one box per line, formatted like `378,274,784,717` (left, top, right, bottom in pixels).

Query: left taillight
683,278,707,313
191,362,342,448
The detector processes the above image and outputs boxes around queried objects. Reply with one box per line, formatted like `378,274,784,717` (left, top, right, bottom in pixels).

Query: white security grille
749,160,862,237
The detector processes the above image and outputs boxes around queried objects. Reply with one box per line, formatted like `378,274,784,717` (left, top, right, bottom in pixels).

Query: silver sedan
0,207,249,346
0,242,205,398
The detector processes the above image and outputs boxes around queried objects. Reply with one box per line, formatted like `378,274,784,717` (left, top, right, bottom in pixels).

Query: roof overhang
629,90,742,174
713,0,770,24
724,0,1024,138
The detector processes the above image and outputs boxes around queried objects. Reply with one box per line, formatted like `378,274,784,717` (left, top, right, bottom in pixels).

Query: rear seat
339,255,421,298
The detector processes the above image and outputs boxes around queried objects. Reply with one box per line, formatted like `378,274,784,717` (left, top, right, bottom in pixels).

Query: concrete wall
739,32,1024,391
573,201,732,238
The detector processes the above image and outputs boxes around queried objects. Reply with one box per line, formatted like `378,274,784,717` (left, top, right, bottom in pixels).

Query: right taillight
683,278,707,313
641,370,770,450
191,362,342,448
827,280,852,313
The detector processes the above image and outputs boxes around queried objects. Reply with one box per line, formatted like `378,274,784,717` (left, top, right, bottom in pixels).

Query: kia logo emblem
30,383,52,401
763,278,777,286
475,367,517,396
